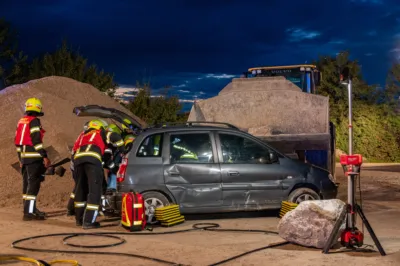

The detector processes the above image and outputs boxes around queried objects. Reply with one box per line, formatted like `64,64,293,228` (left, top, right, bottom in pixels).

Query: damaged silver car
74,105,338,224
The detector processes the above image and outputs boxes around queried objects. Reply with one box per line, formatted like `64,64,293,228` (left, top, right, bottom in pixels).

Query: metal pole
348,79,353,155
346,78,356,228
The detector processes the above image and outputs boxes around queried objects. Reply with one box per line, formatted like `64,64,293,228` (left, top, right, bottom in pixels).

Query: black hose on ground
11,222,289,266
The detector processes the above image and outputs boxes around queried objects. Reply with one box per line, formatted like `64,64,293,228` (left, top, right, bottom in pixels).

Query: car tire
287,187,320,204
142,191,171,224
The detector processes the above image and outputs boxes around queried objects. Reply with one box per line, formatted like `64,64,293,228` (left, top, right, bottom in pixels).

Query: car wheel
288,188,320,204
142,191,171,224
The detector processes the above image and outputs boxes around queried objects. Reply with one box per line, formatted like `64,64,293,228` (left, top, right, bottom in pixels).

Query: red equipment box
340,154,362,175
121,192,147,231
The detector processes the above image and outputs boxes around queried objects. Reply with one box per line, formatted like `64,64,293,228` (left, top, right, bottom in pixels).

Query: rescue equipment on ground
155,204,185,227
279,201,298,218
121,192,146,231
0,255,78,266
11,223,284,266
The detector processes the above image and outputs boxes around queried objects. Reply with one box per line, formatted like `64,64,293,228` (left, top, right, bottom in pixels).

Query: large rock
277,199,346,248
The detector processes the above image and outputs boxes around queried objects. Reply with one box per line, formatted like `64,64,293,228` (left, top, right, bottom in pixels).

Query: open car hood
72,105,146,129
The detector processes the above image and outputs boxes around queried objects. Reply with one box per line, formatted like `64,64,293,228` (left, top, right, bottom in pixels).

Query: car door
216,131,288,209
163,131,223,210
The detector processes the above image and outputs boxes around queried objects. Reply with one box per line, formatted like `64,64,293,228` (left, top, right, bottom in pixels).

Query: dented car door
163,131,223,210
216,131,286,209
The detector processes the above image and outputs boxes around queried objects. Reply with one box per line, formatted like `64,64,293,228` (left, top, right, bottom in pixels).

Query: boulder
277,199,346,248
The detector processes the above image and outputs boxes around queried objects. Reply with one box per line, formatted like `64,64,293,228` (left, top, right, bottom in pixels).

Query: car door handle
228,171,240,176
167,171,180,176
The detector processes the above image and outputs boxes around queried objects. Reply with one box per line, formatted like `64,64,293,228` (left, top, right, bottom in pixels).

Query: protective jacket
72,128,108,167
15,114,48,164
104,131,126,172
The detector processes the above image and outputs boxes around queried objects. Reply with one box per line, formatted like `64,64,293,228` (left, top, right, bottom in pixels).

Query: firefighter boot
23,196,46,221
82,221,101,229
82,205,101,229
35,208,46,217
23,213,46,221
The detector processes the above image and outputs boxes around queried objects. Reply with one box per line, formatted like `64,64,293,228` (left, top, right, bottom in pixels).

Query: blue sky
1,0,400,105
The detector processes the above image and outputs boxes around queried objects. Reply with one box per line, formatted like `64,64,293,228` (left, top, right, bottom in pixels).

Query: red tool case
121,192,146,231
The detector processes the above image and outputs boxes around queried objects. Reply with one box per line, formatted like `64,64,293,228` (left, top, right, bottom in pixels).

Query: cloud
365,53,375,56
172,83,188,88
286,28,321,42
204,73,236,79
178,90,190,93
2,0,400,87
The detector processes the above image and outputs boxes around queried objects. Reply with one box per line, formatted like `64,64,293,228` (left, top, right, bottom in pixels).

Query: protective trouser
74,162,103,224
67,169,78,213
22,161,45,214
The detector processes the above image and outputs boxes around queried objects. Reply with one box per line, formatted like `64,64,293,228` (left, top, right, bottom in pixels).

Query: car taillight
117,157,128,183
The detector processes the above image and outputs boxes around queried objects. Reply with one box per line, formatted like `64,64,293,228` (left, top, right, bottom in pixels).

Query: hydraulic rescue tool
322,67,386,255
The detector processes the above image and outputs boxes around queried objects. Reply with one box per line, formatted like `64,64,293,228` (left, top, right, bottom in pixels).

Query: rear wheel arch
141,189,177,204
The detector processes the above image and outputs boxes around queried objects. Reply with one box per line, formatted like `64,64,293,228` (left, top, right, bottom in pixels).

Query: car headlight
328,173,335,183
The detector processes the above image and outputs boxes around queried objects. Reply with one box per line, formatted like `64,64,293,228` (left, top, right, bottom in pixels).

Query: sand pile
0,76,141,210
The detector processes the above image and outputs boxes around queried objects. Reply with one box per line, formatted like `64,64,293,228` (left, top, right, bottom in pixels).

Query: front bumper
320,182,339,199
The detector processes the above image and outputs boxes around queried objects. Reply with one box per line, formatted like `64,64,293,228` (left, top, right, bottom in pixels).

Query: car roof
141,125,242,134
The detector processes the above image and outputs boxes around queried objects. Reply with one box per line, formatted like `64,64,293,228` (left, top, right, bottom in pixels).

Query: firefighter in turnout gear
67,122,89,216
72,119,108,229
15,98,51,221
104,124,126,193
120,119,138,153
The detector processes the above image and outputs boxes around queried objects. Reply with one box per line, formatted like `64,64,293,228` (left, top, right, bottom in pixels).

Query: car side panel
163,131,223,211
117,134,172,202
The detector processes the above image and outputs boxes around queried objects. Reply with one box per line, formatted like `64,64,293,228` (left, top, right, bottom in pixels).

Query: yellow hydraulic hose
0,255,79,265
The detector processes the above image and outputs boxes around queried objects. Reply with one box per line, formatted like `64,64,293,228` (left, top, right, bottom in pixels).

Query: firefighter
171,137,198,161
104,123,126,193
120,119,138,153
67,122,89,216
15,98,51,221
72,119,109,229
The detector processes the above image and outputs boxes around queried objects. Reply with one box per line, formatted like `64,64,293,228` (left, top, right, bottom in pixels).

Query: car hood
72,105,147,129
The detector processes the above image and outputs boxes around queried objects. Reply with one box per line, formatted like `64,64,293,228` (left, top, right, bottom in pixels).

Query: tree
384,63,400,106
22,40,118,95
126,82,184,125
0,18,28,87
315,51,400,162
314,51,378,105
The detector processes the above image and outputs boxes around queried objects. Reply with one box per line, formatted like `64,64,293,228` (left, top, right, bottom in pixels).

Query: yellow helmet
107,124,122,135
25,98,43,113
122,119,132,130
87,119,107,130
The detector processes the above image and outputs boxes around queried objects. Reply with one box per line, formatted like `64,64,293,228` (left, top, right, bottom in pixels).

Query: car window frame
164,130,218,165
136,132,164,158
215,130,284,164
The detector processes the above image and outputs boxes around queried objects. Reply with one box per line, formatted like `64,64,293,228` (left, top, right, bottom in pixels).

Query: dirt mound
0,76,139,210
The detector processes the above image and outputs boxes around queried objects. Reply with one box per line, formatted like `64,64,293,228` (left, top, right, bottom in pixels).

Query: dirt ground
1,164,400,266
